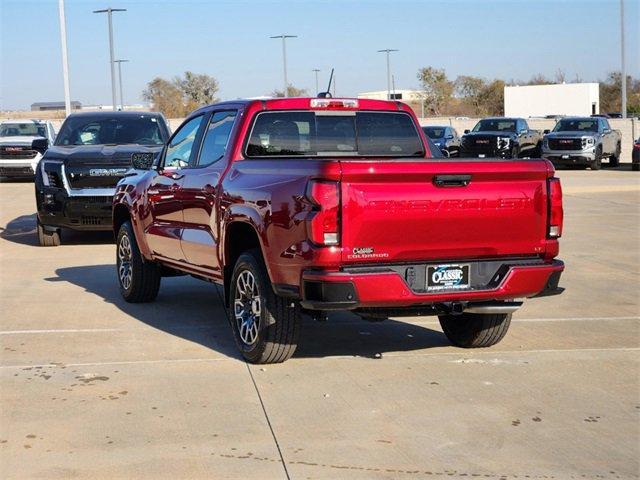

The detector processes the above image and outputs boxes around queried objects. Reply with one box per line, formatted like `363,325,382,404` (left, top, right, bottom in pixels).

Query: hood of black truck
45,144,162,189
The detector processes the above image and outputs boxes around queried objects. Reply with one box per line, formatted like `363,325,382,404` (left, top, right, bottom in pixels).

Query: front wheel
438,313,512,348
116,221,161,303
591,147,602,170
229,249,300,364
37,218,61,247
609,143,621,167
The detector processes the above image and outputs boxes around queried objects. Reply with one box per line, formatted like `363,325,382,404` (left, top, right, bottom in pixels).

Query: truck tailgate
339,160,550,263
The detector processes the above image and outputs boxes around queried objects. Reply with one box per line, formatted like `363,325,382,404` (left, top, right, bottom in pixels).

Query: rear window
245,111,424,158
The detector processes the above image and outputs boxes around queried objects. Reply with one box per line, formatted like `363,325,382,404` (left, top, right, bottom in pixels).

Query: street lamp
312,68,320,95
620,0,627,118
270,34,297,97
114,59,129,110
93,7,126,111
377,49,398,100
58,0,71,116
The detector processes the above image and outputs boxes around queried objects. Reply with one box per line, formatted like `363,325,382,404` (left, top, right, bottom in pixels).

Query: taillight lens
548,177,563,238
307,180,340,246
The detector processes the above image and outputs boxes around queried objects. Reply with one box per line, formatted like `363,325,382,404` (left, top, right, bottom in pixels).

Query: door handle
202,184,216,195
169,172,184,180
433,174,472,187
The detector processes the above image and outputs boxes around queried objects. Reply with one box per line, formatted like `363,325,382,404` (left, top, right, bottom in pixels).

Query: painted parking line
0,347,638,370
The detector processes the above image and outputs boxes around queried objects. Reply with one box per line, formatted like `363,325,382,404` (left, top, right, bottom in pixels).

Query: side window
196,110,237,167
602,119,610,131
164,115,204,168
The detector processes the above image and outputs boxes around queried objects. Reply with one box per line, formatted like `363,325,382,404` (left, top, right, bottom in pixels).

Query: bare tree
143,72,219,117
417,67,453,116
270,85,308,97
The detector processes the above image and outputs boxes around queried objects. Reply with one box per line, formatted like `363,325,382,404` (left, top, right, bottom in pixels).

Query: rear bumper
300,260,564,310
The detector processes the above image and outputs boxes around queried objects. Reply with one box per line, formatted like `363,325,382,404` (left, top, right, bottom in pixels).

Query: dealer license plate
426,264,470,292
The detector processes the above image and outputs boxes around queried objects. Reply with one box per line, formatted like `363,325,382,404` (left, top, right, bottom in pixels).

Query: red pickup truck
113,98,564,363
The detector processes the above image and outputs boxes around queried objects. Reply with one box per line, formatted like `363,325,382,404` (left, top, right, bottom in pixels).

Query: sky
1,0,638,110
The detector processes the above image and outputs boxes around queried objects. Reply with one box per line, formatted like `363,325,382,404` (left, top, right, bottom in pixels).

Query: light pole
270,34,297,97
312,68,320,95
93,7,126,110
114,59,129,110
58,0,71,116
377,49,398,100
620,0,627,118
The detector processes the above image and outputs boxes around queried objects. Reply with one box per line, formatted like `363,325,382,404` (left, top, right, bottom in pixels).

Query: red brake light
310,98,358,109
548,178,563,238
307,180,340,246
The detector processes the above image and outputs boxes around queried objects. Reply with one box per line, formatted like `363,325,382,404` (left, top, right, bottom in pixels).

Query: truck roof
0,119,50,125
191,97,412,116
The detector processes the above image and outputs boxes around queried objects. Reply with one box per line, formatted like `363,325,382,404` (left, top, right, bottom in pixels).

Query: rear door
339,160,550,264
180,110,238,276
145,115,206,261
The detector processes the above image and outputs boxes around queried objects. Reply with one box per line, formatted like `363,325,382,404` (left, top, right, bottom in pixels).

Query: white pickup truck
0,119,56,178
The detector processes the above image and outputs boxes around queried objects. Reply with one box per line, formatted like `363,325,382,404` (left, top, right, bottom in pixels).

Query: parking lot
0,169,638,479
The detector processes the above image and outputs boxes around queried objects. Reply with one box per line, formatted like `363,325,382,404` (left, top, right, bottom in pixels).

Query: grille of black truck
462,136,496,155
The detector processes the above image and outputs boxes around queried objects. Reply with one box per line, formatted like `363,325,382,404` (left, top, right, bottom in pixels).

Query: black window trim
161,113,207,170
242,109,425,159
190,109,239,169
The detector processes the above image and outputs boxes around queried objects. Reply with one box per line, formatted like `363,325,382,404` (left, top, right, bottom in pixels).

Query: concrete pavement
0,169,638,479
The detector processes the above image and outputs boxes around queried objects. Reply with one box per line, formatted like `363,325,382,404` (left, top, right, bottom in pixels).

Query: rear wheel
229,249,300,364
609,143,621,167
37,218,61,247
116,221,161,303
438,313,512,348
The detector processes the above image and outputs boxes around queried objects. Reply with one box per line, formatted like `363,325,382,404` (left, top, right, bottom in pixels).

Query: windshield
0,123,46,138
472,119,516,132
422,127,445,139
246,111,424,158
553,119,598,133
55,115,166,146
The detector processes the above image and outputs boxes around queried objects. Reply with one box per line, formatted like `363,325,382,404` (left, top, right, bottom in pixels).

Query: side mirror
31,138,49,154
464,129,470,134
603,128,611,134
543,129,550,134
446,134,454,140
131,152,156,170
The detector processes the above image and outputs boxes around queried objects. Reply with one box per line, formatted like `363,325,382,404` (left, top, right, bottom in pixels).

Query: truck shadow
0,214,113,247
47,264,449,361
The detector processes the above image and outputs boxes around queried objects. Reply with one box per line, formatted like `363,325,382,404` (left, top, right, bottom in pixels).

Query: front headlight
543,138,549,149
40,160,64,188
582,137,595,148
497,137,511,149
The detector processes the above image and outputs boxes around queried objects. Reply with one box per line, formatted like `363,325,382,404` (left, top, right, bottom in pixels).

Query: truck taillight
307,180,340,246
548,177,563,238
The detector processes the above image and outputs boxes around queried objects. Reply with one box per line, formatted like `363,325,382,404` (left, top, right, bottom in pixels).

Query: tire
37,218,61,247
591,147,602,170
116,221,161,303
438,313,512,348
533,142,543,158
609,143,621,167
509,147,519,159
229,249,300,364
633,162,640,172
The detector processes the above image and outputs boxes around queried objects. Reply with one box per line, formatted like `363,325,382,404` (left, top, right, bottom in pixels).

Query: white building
358,89,423,102
504,83,600,117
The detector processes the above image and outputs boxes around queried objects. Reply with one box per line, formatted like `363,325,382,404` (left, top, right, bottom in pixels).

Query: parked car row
424,115,632,171
30,98,565,363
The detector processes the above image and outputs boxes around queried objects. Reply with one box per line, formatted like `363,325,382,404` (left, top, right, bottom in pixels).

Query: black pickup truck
460,117,543,159
34,111,170,246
